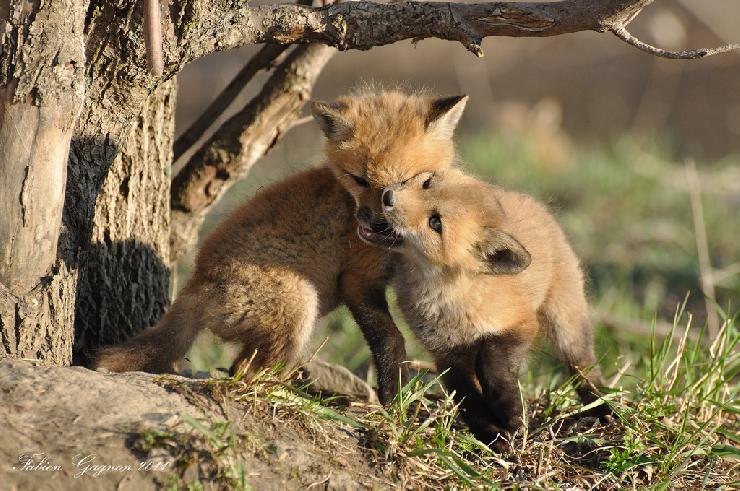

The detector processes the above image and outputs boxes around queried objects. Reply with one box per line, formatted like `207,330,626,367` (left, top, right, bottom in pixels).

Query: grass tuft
137,311,738,489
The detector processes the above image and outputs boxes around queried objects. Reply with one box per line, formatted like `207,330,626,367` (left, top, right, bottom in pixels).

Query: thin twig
674,0,740,59
608,359,631,389
610,25,740,60
684,159,719,340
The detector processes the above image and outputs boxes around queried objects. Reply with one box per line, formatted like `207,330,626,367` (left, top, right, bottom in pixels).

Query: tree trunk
1,1,174,365
70,81,175,365
0,0,85,364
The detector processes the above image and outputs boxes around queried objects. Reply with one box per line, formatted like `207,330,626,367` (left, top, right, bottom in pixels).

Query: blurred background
175,0,739,389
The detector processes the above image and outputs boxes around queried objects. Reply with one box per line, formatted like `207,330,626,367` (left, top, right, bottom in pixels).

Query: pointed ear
310,101,353,144
425,95,468,139
475,229,531,275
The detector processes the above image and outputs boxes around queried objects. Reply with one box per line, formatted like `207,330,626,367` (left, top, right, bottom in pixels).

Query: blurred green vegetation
184,130,739,391
461,132,738,316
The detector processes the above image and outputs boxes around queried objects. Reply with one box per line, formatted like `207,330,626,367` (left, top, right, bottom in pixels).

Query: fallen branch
169,44,335,261
173,44,290,162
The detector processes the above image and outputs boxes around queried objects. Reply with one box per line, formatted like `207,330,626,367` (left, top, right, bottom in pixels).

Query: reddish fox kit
94,90,468,404
381,168,610,444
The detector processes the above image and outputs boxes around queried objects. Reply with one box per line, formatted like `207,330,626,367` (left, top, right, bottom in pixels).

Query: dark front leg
437,355,511,450
344,283,408,406
475,333,532,433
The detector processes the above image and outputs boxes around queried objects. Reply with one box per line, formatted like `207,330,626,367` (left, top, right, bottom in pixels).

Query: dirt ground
0,359,394,490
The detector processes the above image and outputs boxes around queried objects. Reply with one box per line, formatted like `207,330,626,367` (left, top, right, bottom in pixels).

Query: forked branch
169,44,335,260
170,0,738,68
172,44,290,161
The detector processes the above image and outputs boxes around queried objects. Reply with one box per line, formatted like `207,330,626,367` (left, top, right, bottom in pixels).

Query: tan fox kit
94,90,468,404
381,169,610,444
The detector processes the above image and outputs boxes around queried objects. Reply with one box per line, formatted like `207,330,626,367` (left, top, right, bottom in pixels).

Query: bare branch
173,1,672,67
611,25,740,60
173,44,289,161
173,0,319,161
169,44,335,261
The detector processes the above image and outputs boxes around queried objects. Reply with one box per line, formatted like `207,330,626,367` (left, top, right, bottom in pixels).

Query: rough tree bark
69,81,175,363
0,0,85,364
0,0,735,365
1,1,174,364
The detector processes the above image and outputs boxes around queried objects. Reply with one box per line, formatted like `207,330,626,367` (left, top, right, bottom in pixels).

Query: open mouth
357,225,404,247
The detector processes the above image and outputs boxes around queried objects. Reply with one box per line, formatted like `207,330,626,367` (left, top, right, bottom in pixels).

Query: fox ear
426,95,468,139
475,229,531,275
311,101,353,143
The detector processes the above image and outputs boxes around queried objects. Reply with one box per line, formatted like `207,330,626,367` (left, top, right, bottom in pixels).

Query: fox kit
381,168,609,444
94,90,468,405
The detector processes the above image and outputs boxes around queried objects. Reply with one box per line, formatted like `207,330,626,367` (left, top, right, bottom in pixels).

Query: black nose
371,219,390,233
357,206,372,223
382,189,395,208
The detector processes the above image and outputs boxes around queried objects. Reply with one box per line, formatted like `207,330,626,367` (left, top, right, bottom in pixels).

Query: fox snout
355,186,404,247
357,185,398,231
356,206,391,232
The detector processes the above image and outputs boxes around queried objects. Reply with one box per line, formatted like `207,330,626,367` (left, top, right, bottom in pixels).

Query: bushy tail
93,299,199,373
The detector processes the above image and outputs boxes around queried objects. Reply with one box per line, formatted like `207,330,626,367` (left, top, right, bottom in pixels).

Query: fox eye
428,213,442,233
350,174,369,187
422,176,432,189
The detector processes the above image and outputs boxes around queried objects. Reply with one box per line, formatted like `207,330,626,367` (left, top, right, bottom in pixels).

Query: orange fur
382,168,610,444
93,90,468,405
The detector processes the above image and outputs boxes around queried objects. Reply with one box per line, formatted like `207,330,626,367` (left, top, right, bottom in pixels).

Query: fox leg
342,271,407,406
206,275,320,378
539,287,612,418
435,350,511,449
475,331,534,433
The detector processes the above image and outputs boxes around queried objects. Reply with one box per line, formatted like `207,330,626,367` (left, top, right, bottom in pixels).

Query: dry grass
135,308,738,490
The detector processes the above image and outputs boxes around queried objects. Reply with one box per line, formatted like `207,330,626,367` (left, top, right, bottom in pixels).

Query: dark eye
351,174,369,187
422,176,432,189
428,213,442,233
